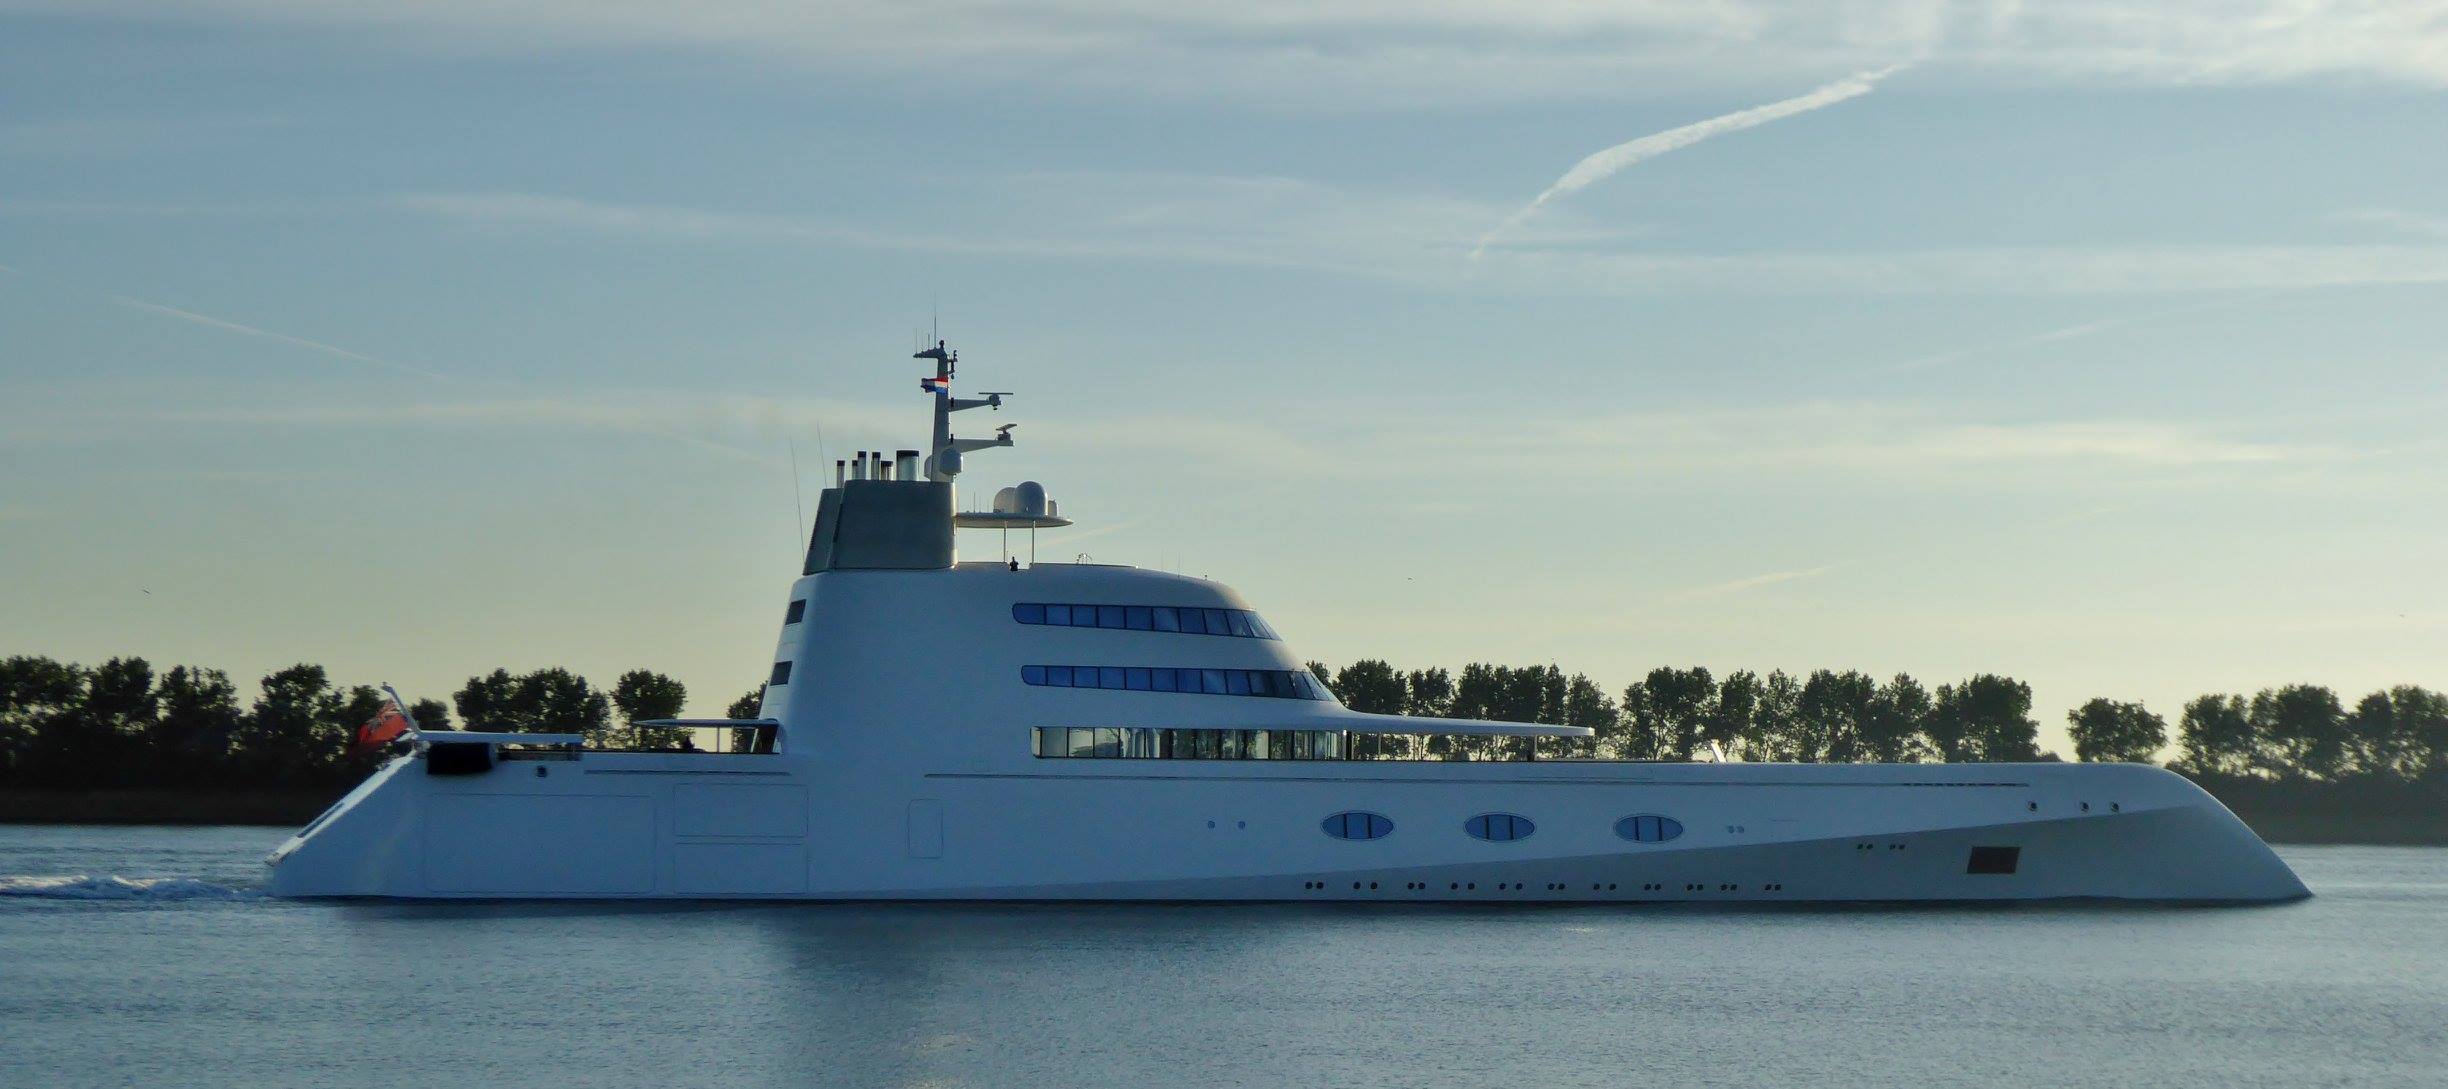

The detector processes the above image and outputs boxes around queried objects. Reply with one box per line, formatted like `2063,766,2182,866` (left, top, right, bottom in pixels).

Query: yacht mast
917,339,1012,483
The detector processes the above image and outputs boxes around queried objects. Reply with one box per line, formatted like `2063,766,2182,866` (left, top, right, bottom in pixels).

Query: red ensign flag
351,700,414,756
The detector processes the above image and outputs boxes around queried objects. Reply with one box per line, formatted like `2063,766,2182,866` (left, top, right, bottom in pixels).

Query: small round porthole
1465,813,1535,842
1321,811,1393,840
1614,814,1684,843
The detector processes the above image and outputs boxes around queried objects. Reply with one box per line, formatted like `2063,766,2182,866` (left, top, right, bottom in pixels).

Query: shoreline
7,778,2447,846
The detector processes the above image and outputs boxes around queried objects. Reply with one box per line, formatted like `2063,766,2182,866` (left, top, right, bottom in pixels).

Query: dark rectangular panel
1967,846,2021,875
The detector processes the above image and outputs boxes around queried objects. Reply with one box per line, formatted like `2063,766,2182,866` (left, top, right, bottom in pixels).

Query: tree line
0,655,763,793
5,651,2442,794
1306,659,2448,781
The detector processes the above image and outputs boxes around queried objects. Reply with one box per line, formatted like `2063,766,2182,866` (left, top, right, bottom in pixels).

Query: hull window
1466,813,1536,842
1323,811,1394,840
1012,602,1281,641
783,599,806,625
1615,814,1684,843
1967,846,2021,875
769,661,793,686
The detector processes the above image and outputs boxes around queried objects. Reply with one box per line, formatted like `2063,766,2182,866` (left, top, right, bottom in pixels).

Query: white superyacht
266,343,2309,903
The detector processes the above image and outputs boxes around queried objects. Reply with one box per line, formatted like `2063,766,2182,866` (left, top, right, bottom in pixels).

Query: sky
3,2,2445,755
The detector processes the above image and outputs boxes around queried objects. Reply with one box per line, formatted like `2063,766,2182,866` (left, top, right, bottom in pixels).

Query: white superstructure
266,343,2309,903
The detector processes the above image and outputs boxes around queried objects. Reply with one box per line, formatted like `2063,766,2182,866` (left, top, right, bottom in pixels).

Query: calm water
2,827,2443,1089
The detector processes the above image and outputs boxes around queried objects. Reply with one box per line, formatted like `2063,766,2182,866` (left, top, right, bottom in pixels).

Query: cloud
1070,402,2326,488
0,267,809,464
391,184,2448,297
0,114,289,156
2334,207,2448,240
14,384,916,469
1857,292,2274,379
1473,64,1908,259
1665,565,1839,603
11,3,2448,105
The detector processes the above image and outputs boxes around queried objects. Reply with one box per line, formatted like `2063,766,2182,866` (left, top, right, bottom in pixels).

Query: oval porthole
1464,813,1535,842
1321,811,1393,840
1614,814,1684,843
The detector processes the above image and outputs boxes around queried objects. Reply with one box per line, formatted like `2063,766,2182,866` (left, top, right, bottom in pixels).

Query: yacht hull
265,755,2308,904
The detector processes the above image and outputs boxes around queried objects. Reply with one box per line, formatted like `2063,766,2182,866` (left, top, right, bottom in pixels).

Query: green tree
611,669,689,750
523,668,611,744
2391,686,2448,781
1707,670,1760,760
725,685,767,751
2176,694,2255,776
17,656,155,789
235,664,349,787
1331,660,1407,715
453,668,612,743
1624,666,1714,761
453,669,524,730
1929,675,2042,762
0,656,89,787
726,686,767,719
1403,668,1454,718
1749,670,1803,762
2067,698,2166,763
2343,690,2408,778
1548,672,1614,759
406,697,453,732
2251,685,2348,780
152,665,242,787
1797,669,1877,762
1862,674,1932,763
1444,663,1509,760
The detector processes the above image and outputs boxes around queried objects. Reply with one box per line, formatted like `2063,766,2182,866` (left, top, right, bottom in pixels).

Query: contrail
1471,64,1908,260
103,293,456,382
1,259,774,464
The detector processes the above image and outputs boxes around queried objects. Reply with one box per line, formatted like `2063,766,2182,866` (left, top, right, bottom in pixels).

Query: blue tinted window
785,599,807,625
1615,815,1684,843
769,661,792,685
1466,813,1535,842
1020,666,1332,700
1323,811,1394,840
1013,603,1281,640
